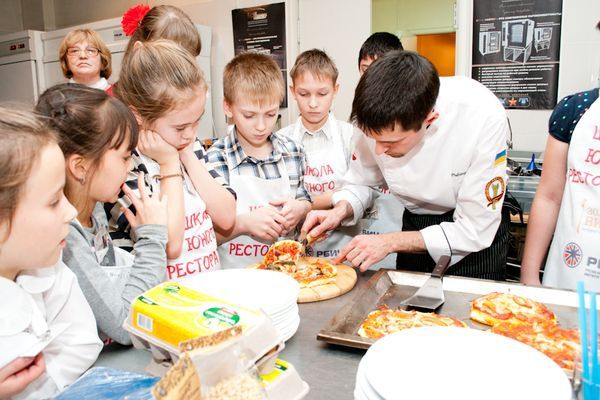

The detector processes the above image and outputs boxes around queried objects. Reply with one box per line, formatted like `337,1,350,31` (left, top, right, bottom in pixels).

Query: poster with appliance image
471,0,562,110
232,2,288,108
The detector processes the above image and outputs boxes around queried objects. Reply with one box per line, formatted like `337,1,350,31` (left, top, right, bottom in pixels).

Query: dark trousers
396,207,510,281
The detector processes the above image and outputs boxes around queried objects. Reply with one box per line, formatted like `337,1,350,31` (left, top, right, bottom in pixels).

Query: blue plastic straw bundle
577,281,600,400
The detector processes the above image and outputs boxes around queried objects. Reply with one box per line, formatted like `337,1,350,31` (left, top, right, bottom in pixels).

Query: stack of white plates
354,326,572,400
185,269,300,342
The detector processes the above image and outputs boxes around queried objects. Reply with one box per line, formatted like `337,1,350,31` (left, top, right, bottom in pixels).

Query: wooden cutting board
248,259,358,303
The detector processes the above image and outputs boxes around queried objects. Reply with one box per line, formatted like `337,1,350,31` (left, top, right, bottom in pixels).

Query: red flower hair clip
121,3,151,36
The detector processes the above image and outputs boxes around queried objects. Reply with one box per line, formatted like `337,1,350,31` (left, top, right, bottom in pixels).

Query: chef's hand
335,234,393,272
0,354,45,398
121,172,168,228
138,130,179,167
301,201,351,240
269,199,311,236
240,206,287,243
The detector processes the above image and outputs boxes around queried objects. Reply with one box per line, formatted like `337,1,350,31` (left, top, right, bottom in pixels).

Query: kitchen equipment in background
399,255,451,311
478,31,501,56
502,19,535,63
40,18,215,140
0,30,45,105
534,27,553,52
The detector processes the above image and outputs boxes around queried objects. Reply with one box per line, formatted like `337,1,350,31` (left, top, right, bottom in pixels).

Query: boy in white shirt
278,49,360,259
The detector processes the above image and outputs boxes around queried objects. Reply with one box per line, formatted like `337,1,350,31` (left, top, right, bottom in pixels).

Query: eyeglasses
66,47,100,57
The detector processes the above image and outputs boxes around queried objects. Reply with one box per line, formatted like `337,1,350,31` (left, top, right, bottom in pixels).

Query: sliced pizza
262,239,304,267
358,304,468,340
470,292,557,327
295,258,337,288
490,321,580,373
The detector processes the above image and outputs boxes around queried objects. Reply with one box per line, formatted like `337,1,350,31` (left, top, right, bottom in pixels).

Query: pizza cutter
399,255,451,311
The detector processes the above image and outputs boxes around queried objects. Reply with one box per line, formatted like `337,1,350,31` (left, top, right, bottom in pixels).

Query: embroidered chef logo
562,242,583,268
485,176,505,210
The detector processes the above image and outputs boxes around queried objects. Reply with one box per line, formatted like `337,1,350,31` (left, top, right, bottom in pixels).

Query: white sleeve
420,111,508,265
332,129,384,226
40,263,103,391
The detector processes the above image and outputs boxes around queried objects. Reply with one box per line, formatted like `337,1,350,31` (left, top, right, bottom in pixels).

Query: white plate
184,269,299,314
355,354,383,400
279,315,301,342
364,327,572,400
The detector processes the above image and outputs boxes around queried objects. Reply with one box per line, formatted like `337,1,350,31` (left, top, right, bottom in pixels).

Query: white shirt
9,262,102,399
68,77,110,91
332,76,508,265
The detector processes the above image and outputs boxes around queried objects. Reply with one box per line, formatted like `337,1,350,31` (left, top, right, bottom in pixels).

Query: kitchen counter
94,269,377,400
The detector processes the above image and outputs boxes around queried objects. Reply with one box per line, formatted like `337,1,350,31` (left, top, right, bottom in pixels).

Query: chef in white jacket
303,51,510,280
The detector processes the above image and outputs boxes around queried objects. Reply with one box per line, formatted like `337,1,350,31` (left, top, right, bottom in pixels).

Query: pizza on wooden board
470,292,557,326
258,240,338,288
357,304,467,340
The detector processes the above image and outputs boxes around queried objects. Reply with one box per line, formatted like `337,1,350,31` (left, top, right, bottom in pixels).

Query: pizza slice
262,239,304,268
491,321,580,373
470,292,557,327
358,304,467,340
295,258,338,288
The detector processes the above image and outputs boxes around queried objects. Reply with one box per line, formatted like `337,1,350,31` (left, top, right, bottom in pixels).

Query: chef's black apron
395,206,510,281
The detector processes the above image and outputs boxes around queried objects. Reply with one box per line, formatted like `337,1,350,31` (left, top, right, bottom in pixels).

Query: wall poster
232,2,288,108
472,0,563,110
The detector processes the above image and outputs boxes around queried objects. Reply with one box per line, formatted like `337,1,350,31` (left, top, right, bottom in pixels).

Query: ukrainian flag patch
494,149,507,167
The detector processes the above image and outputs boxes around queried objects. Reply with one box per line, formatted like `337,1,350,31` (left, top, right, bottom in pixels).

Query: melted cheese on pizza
358,305,467,340
470,292,557,326
263,240,303,267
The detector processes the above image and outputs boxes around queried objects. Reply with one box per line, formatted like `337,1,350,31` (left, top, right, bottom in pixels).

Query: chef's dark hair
358,32,403,66
351,50,439,133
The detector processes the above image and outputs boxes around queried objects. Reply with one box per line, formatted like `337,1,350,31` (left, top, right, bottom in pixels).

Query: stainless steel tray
317,269,580,350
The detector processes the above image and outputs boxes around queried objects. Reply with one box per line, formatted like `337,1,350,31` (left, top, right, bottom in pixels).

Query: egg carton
260,359,309,400
123,282,283,374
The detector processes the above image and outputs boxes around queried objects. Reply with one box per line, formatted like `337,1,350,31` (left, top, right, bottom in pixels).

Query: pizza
470,292,557,326
490,321,580,373
262,239,303,267
358,304,468,340
258,240,337,288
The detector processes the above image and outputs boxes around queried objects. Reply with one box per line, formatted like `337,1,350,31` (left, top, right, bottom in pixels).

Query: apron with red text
218,159,294,268
140,153,220,281
543,99,600,290
288,117,359,259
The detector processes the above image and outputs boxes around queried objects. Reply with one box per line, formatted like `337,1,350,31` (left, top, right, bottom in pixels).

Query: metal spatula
399,255,452,311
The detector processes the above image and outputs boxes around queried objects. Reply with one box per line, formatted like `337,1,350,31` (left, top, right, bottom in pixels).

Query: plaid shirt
104,139,235,250
205,128,311,202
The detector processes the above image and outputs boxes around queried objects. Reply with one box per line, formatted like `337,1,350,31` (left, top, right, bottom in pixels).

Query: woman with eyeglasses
58,28,113,92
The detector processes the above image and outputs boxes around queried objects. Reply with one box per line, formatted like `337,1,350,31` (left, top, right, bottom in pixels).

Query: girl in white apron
37,84,168,345
542,98,600,290
107,40,236,282
279,115,360,259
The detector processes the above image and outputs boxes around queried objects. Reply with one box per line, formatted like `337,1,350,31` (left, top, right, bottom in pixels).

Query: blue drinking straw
591,292,599,397
578,282,591,399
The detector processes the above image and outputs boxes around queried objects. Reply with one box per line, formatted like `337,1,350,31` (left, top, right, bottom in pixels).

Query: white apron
287,117,359,259
359,185,405,269
543,99,600,290
139,153,220,281
218,158,294,268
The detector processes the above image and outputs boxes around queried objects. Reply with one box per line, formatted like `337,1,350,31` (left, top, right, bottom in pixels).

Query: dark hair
36,83,138,179
358,32,403,66
124,5,201,62
351,51,439,133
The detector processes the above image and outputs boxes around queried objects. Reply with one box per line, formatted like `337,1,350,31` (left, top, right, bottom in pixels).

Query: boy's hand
0,353,45,398
121,173,169,228
269,198,310,236
138,130,179,167
240,206,287,243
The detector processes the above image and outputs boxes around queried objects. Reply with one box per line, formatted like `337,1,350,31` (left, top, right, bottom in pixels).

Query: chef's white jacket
10,262,102,399
332,76,508,265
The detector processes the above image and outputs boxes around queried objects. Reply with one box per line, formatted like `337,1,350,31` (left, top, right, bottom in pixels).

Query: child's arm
138,130,184,259
35,263,103,394
179,143,236,232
